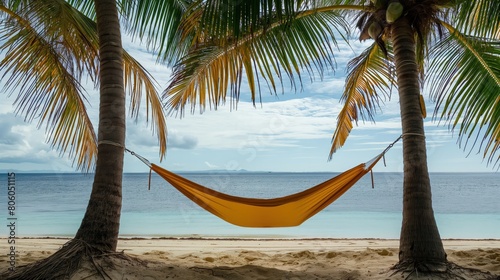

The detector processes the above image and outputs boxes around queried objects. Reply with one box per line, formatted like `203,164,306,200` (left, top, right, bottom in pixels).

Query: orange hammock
149,153,385,228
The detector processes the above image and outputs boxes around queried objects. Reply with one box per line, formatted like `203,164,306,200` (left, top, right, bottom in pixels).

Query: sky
0,34,497,174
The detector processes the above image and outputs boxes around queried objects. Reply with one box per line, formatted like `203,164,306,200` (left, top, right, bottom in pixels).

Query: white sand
2,238,499,279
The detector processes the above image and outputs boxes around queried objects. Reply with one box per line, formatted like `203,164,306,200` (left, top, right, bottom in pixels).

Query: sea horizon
1,170,498,174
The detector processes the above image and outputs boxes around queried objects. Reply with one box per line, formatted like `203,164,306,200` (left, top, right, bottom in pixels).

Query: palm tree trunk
391,17,447,269
74,0,125,252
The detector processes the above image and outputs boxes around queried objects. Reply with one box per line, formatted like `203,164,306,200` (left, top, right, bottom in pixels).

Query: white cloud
0,113,73,170
167,133,198,149
165,97,343,151
204,161,219,169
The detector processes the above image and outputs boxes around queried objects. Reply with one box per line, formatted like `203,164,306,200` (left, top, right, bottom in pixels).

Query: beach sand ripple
1,238,499,279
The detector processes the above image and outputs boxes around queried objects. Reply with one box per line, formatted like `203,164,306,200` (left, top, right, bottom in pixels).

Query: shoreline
8,236,500,241
2,238,500,279
5,237,500,255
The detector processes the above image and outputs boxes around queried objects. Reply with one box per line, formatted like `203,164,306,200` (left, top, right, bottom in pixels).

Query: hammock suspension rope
99,135,408,227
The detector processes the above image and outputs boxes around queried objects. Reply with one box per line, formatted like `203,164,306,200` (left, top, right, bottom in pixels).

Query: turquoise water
1,172,499,238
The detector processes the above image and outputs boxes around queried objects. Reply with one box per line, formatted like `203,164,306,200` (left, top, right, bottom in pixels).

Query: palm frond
452,0,500,39
120,0,190,65
64,0,96,20
166,7,350,115
123,52,168,160
68,0,170,161
53,0,169,157
1,0,169,167
428,22,500,166
165,45,240,115
196,0,303,41
0,2,98,171
330,42,395,158
63,0,171,160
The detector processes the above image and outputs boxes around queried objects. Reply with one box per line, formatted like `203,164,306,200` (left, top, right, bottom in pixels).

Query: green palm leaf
1,1,98,171
64,0,170,160
123,52,167,159
64,0,95,18
194,0,302,41
452,0,500,38
330,42,395,158
166,7,349,115
120,0,190,64
1,0,169,168
428,22,500,165
60,0,170,160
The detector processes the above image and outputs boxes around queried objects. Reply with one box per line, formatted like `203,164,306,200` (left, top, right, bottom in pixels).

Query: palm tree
164,0,499,274
72,0,127,252
71,0,187,252
0,0,169,172
0,0,184,277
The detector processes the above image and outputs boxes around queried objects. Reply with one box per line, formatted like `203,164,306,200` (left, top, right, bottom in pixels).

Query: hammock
150,153,385,227
123,136,401,228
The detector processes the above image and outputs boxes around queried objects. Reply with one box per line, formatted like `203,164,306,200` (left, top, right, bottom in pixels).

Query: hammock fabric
150,153,384,228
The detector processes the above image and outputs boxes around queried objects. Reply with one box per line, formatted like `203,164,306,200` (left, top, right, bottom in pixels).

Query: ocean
1,171,499,239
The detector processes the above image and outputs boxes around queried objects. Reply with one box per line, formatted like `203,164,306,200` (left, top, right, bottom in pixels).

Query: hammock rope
122,136,403,227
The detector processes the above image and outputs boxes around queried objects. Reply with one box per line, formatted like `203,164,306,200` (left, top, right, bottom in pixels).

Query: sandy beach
1,238,499,279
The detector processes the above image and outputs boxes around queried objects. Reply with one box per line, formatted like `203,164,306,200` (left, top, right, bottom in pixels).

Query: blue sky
0,36,496,173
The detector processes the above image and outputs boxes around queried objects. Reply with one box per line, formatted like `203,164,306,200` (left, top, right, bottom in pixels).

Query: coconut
386,2,404,23
368,22,382,39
